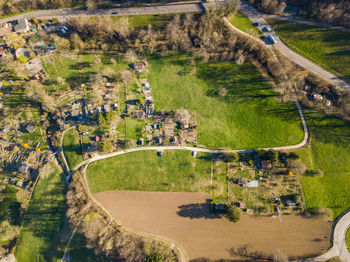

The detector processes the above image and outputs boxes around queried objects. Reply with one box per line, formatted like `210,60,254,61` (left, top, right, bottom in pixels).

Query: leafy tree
5,33,25,49
226,205,240,222
101,140,112,152
264,150,279,165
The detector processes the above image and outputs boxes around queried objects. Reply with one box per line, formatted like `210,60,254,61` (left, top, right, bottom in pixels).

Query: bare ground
95,191,331,261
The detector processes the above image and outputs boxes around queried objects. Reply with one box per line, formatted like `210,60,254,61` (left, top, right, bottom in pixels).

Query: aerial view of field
95,190,331,260
148,54,304,149
266,18,350,81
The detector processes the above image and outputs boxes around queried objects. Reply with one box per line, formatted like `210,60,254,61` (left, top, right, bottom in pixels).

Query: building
18,163,29,173
14,18,30,33
261,160,272,169
103,104,110,112
132,111,146,119
245,180,259,188
132,62,145,73
26,123,36,133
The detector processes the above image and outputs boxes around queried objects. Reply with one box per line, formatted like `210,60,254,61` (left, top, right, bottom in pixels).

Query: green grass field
117,118,146,140
266,18,350,81
297,110,350,219
62,128,84,170
228,13,263,37
148,53,304,149
112,14,176,30
41,53,128,91
87,150,226,202
16,163,65,262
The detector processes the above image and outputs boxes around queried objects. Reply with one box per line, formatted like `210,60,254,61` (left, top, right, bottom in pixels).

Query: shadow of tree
177,199,221,219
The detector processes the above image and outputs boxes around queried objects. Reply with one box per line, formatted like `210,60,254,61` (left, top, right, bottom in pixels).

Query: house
14,18,30,33
132,62,145,73
145,104,154,116
0,46,5,57
103,104,110,112
137,138,144,145
16,180,24,188
0,23,11,37
94,136,100,142
235,178,244,186
26,123,36,133
261,160,272,170
245,180,259,188
71,109,80,118
143,89,153,103
132,111,146,119
18,163,29,173
286,200,296,208
146,134,153,141
154,136,163,144
171,136,178,144
237,201,246,208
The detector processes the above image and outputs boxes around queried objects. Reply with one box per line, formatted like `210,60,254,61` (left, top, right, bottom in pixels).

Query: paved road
239,0,350,92
0,1,207,24
265,14,350,34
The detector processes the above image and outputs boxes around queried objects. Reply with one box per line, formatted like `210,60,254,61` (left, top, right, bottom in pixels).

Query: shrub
226,205,241,222
17,55,27,64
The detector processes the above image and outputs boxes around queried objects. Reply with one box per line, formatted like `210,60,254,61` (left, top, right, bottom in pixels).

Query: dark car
253,22,260,27
111,11,118,15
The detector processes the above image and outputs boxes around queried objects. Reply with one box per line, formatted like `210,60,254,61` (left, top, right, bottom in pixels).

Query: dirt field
95,191,331,261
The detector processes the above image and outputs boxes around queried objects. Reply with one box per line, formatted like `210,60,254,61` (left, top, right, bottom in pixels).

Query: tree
226,205,240,222
86,0,97,11
5,32,25,49
101,140,112,152
221,152,239,163
264,150,279,165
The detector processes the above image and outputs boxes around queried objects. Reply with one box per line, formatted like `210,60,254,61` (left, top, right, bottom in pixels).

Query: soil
95,190,331,261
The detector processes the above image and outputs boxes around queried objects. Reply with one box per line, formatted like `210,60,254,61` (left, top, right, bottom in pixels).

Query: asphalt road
0,1,207,24
239,0,350,92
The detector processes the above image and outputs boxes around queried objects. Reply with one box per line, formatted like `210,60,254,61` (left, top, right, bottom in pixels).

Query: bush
17,55,27,64
226,205,240,222
304,169,323,177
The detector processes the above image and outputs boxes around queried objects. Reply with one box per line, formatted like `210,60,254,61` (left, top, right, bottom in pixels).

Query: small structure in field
132,62,146,73
14,18,31,33
261,160,272,170
26,123,36,133
286,200,296,208
245,180,259,188
18,163,29,173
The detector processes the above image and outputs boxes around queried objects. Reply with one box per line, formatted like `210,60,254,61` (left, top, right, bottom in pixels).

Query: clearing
148,54,304,149
16,163,65,261
228,12,263,37
62,128,84,170
95,190,331,261
266,18,350,82
297,110,350,219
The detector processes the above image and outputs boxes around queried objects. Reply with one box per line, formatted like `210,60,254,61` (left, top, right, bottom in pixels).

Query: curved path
238,0,350,92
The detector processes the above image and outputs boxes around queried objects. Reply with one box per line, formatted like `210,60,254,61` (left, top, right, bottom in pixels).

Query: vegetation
228,13,263,37
62,128,84,170
87,150,228,202
149,53,304,149
297,110,350,219
111,14,179,30
266,18,350,81
16,163,65,262
226,205,241,222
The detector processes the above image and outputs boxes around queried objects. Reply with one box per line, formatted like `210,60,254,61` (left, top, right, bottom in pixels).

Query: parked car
253,22,260,27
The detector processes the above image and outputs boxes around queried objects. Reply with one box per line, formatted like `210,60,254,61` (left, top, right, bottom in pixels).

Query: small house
246,180,259,188
132,63,145,73
18,163,29,173
286,200,296,208
261,160,272,170
14,18,30,33
26,123,36,133
237,201,246,208
132,111,146,119
103,104,110,112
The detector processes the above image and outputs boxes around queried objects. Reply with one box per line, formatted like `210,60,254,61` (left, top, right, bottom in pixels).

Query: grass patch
266,18,350,81
16,163,65,262
112,14,177,30
87,150,227,202
228,12,263,37
297,110,350,219
62,128,84,170
117,118,146,140
148,53,304,149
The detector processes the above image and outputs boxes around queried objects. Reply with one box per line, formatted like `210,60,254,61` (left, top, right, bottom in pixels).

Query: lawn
266,18,350,81
116,118,146,140
16,163,66,262
62,128,84,170
148,53,304,149
297,110,350,219
41,53,128,91
86,150,226,202
228,12,263,37
112,14,176,30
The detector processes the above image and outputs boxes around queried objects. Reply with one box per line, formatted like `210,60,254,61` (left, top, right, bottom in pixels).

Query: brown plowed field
95,191,331,261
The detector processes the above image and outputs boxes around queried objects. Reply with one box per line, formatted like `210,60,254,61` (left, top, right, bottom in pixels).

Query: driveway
238,0,350,92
